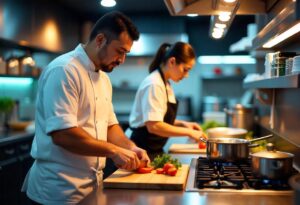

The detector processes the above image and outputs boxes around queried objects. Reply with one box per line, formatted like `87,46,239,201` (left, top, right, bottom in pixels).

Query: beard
96,46,120,73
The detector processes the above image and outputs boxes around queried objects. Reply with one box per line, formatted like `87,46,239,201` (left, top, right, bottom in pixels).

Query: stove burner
195,157,296,190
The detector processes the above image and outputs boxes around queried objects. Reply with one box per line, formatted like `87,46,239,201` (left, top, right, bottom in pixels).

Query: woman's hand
179,121,202,131
188,129,207,142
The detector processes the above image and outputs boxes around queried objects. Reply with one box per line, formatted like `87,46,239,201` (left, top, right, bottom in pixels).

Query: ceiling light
223,0,237,3
215,23,227,29
263,22,300,48
212,32,223,39
100,0,116,7
187,14,198,17
219,12,231,22
198,55,256,64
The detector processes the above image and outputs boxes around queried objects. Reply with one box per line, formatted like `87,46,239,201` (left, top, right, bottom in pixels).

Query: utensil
200,134,273,162
250,143,294,179
224,104,255,131
206,127,247,139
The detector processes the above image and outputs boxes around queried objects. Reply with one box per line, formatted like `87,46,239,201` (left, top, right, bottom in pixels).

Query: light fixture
198,55,256,64
0,77,33,86
209,0,240,39
100,0,116,7
263,22,300,48
187,14,198,17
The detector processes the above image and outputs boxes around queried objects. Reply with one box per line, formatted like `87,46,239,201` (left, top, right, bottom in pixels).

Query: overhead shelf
201,74,245,80
243,73,300,89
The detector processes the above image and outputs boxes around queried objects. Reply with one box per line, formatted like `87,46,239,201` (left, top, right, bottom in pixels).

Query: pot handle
248,143,259,148
248,134,273,143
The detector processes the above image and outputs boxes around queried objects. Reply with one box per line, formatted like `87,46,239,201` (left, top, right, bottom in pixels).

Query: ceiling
58,0,169,18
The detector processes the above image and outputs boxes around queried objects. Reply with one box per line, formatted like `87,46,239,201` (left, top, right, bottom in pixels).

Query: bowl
206,127,247,139
8,121,32,131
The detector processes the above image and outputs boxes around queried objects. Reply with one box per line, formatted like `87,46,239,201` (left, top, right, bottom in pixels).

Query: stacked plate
292,56,300,74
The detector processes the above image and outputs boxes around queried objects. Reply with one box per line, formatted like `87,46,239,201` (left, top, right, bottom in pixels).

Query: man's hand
110,147,141,171
188,129,207,142
130,146,150,166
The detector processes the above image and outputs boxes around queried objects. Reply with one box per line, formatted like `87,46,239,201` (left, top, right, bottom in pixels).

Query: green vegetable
201,120,225,132
151,154,182,169
0,97,14,113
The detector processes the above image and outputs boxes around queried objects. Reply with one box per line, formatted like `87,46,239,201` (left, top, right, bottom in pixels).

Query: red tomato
156,168,164,174
167,167,178,176
163,163,175,173
137,167,153,174
199,142,206,149
139,160,148,168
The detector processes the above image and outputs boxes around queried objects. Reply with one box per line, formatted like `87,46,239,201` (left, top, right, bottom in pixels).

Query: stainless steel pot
200,135,273,162
206,127,247,139
250,143,294,179
224,104,255,131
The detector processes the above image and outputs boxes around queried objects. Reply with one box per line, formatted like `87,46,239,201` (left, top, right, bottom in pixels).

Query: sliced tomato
156,168,165,174
198,142,206,149
167,167,178,176
163,163,175,173
137,167,153,174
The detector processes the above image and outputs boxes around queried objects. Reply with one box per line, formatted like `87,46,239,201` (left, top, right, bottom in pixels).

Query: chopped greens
151,154,182,169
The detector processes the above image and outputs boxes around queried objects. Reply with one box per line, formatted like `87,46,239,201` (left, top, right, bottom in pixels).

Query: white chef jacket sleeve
141,84,166,123
43,66,79,134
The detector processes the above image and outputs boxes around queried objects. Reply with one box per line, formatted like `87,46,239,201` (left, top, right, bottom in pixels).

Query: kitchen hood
164,0,266,16
128,33,188,56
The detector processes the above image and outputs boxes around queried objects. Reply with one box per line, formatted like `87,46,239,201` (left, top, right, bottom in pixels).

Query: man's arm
51,127,141,170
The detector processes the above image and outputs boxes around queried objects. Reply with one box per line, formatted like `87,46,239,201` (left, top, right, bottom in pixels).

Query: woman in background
128,42,207,159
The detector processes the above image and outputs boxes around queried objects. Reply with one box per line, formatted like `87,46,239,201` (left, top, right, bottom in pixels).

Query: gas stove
186,157,299,194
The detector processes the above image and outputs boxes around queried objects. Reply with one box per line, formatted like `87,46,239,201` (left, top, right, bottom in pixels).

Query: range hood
164,0,267,16
128,33,188,56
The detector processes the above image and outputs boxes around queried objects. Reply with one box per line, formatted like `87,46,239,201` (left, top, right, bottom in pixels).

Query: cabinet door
0,158,22,205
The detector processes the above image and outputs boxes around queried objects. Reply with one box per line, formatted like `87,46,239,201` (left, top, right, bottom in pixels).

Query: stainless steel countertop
79,153,295,205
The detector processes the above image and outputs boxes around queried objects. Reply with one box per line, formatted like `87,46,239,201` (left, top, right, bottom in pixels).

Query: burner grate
195,157,295,190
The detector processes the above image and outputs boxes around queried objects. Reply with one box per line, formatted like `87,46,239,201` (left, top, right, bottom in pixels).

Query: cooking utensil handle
249,134,273,143
248,143,259,148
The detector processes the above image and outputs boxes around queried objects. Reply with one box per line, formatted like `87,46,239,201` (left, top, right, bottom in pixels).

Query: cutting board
168,143,206,154
103,164,189,190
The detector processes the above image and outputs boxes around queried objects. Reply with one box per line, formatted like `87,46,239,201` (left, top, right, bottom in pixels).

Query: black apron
130,68,178,159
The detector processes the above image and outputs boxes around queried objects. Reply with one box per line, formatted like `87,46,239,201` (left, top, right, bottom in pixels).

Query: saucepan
200,134,273,162
251,143,294,179
206,127,248,139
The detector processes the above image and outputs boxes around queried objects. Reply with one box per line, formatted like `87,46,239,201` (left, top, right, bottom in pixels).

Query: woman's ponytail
148,43,171,73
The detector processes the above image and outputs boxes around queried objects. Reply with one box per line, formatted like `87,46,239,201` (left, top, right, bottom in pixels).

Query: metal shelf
201,74,245,80
243,74,300,89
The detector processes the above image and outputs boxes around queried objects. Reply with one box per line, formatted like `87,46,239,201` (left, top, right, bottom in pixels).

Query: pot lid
251,143,294,159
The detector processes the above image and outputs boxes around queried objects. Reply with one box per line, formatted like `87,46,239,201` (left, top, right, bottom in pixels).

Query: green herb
0,97,14,113
151,154,182,169
201,120,225,132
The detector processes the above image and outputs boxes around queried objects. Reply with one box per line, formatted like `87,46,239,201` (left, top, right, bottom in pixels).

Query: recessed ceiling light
100,0,116,7
187,14,198,17
223,0,237,3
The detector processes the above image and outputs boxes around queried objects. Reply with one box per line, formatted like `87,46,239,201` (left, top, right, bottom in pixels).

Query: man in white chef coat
22,11,149,204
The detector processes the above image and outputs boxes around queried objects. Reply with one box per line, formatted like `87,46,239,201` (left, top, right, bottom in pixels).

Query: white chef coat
129,70,176,129
23,44,118,204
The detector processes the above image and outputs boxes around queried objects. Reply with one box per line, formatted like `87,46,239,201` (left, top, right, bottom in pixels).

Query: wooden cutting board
168,144,206,154
103,164,189,190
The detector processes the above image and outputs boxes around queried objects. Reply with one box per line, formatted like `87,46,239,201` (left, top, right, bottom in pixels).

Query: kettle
224,104,255,131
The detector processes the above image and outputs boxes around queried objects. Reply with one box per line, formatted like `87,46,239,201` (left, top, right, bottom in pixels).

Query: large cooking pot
224,104,255,131
200,135,273,162
250,143,294,179
206,127,247,139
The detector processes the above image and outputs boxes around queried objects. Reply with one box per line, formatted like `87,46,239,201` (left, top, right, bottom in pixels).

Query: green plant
0,97,14,113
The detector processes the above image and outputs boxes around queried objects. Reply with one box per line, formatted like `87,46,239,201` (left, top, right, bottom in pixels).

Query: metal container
251,143,294,179
289,174,300,205
206,127,247,139
200,135,273,162
202,96,227,112
224,104,255,131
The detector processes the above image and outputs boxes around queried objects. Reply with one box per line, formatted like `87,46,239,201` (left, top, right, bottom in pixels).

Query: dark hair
149,42,196,73
89,11,139,43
